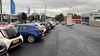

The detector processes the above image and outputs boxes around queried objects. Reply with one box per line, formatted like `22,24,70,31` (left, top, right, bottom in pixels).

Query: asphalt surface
9,24,100,56
9,26,59,56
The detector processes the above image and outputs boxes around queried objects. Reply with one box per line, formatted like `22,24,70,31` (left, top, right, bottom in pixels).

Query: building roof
81,12,100,17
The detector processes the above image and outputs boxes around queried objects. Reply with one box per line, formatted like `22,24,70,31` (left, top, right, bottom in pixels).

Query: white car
0,41,9,56
0,25,23,50
49,20,56,28
33,22,47,33
72,22,75,26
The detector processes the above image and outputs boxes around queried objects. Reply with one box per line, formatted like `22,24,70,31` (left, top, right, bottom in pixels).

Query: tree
21,12,27,21
54,13,64,22
59,13,64,21
17,13,22,22
35,13,39,21
28,15,34,22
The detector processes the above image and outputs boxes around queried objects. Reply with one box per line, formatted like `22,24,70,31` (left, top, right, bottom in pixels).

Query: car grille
9,39,22,49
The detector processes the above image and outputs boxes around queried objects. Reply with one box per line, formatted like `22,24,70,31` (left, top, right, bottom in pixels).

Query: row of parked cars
0,20,57,56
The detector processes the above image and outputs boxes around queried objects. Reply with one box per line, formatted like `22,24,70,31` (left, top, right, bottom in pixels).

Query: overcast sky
2,0,100,17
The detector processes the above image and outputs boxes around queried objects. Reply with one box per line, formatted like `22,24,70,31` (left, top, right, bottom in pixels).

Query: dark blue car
17,24,44,43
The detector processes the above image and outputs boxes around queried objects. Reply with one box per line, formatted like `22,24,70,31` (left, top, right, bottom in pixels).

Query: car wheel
49,26,51,30
27,35,35,43
2,52,9,56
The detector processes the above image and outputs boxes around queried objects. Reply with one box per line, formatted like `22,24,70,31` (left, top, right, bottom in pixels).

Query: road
9,24,100,56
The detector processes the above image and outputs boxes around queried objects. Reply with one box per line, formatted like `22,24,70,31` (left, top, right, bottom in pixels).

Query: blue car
17,24,44,43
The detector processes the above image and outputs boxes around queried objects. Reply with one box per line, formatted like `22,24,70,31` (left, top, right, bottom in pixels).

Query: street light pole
51,12,52,17
0,0,3,24
69,7,72,13
44,3,46,22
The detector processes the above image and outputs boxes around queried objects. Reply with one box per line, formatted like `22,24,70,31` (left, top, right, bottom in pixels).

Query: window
19,26,30,30
1,28,20,39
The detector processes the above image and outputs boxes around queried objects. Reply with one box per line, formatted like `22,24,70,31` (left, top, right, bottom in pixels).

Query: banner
67,13,72,25
10,0,16,14
27,6,30,17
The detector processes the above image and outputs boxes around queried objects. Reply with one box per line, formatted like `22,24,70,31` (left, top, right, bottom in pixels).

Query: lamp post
69,7,72,13
44,3,46,22
0,0,3,24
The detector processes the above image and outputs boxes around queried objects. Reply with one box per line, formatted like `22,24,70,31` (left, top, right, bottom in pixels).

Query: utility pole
44,3,46,22
69,7,72,13
0,0,3,24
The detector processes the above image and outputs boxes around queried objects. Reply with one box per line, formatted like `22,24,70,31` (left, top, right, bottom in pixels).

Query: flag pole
10,0,16,23
9,14,11,24
26,6,28,21
0,0,3,24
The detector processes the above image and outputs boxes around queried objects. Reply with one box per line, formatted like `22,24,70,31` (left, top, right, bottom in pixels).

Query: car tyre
2,52,9,56
27,35,35,43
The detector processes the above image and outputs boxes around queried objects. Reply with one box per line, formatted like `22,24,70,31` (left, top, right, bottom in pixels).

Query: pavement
9,24,100,56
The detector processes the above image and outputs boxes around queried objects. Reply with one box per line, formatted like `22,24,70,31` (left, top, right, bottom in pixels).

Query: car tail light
36,30,41,33
1,30,8,38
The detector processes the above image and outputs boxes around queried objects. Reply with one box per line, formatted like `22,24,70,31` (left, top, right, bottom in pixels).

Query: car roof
0,25,14,29
18,23,35,26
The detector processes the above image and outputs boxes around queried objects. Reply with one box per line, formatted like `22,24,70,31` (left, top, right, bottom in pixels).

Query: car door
18,25,29,39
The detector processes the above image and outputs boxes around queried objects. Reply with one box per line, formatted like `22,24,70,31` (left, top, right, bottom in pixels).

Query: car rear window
34,25,42,30
2,28,20,39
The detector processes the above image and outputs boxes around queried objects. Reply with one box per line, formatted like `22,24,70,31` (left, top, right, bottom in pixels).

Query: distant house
3,14,18,22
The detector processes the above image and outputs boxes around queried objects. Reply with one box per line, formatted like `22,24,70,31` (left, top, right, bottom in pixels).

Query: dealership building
81,11,100,22
81,11,100,26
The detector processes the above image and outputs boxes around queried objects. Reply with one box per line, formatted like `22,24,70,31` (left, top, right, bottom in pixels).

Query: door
18,25,29,39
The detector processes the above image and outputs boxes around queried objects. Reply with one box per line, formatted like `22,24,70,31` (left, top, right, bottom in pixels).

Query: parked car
17,24,44,43
86,22,89,25
32,22,47,33
0,42,9,56
9,23,19,28
72,22,75,26
49,20,56,28
81,22,86,25
95,19,100,21
56,21,60,25
40,22,51,32
0,25,23,50
61,21,67,25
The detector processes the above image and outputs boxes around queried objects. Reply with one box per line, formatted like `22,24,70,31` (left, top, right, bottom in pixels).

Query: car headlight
0,42,6,52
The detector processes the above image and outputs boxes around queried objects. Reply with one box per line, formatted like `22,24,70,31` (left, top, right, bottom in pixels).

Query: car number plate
13,39,19,44
42,34,45,37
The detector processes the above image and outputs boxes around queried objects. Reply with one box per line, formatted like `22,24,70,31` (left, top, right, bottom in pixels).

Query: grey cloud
2,0,100,16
